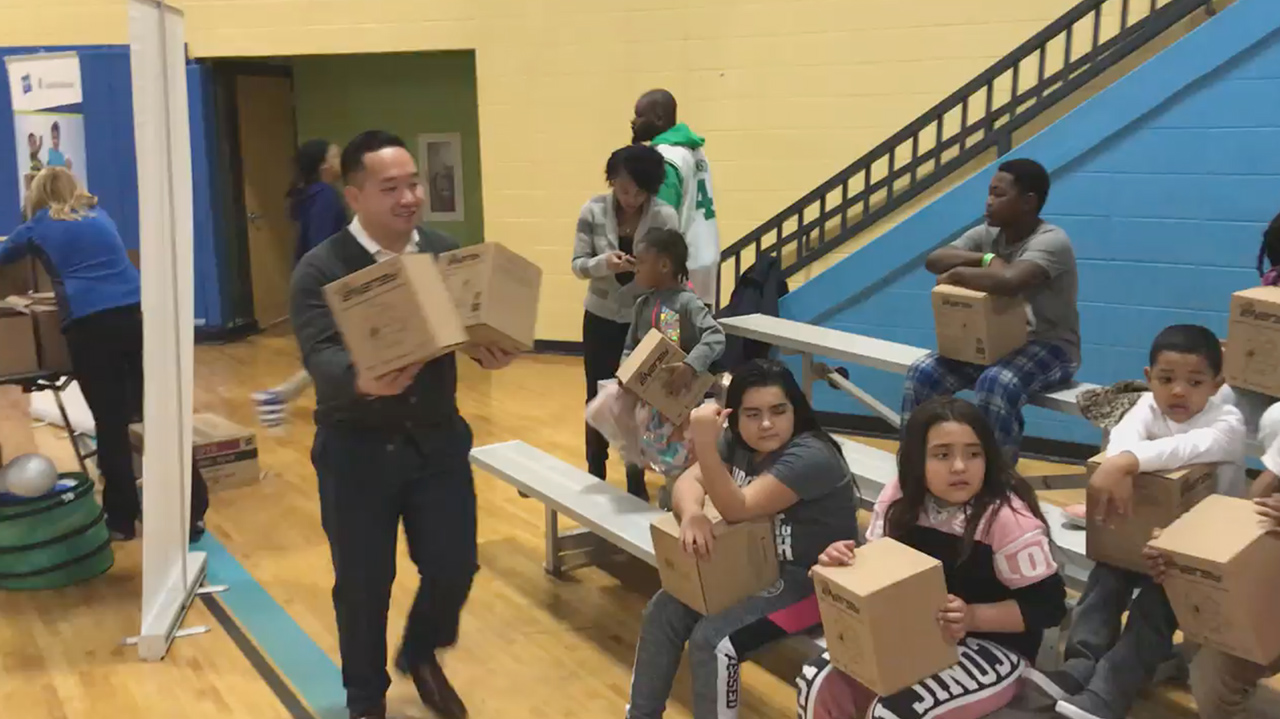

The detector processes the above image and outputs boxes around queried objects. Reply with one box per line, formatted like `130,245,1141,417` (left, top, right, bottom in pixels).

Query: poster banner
4,53,87,210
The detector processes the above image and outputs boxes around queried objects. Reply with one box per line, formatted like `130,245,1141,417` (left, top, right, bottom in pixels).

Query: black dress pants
581,310,647,499
63,304,208,533
312,417,478,715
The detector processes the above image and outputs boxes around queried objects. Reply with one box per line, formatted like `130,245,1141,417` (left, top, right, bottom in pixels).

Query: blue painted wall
780,0,1280,446
0,46,225,329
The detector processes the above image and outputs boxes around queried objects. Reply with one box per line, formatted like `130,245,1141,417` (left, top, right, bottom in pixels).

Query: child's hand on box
688,402,731,447
1142,528,1167,584
1089,452,1139,524
938,594,970,645
1254,495,1280,533
816,540,857,567
661,361,695,395
680,512,715,558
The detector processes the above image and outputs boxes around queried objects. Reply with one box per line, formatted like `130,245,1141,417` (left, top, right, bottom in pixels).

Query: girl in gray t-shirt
626,359,860,719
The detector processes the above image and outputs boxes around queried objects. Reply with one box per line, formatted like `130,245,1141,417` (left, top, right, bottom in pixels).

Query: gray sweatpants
1059,562,1178,715
628,565,819,719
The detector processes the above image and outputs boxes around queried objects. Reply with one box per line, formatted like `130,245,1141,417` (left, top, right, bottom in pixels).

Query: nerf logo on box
819,582,861,615
636,348,673,385
337,272,399,302
1165,557,1224,584
446,252,481,266
1238,302,1280,325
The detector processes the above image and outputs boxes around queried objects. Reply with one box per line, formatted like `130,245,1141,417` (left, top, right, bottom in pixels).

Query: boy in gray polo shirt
903,158,1080,461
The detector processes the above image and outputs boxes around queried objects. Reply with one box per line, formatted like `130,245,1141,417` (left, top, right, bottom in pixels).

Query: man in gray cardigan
291,130,513,719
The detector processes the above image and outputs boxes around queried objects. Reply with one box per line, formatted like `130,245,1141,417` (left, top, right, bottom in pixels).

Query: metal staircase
716,0,1219,309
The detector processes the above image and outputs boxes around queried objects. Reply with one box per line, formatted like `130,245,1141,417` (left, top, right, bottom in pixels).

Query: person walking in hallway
290,130,515,719
252,138,348,428
631,89,721,305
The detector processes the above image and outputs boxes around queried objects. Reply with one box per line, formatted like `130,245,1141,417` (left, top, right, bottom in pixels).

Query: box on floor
130,414,260,491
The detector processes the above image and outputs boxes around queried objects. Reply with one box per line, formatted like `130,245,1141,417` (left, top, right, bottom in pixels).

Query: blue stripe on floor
196,533,348,719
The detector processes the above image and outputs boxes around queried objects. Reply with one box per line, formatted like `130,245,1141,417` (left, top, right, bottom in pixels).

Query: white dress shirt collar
349,216,419,262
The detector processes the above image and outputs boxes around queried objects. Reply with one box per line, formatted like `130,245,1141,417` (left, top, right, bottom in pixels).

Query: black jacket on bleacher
290,224,461,434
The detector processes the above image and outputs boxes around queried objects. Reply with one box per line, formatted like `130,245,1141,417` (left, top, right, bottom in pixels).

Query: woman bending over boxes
626,359,860,719
798,397,1068,719
905,159,1079,462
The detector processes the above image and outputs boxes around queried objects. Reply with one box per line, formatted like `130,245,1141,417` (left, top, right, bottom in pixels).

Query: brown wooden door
234,74,297,327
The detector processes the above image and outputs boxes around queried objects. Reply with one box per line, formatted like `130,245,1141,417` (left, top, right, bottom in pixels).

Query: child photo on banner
4,52,86,210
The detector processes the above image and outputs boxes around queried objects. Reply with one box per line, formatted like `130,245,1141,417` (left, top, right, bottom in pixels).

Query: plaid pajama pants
902,341,1076,461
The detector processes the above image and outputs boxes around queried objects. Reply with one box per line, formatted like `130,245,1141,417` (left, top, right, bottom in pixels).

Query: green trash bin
0,473,114,590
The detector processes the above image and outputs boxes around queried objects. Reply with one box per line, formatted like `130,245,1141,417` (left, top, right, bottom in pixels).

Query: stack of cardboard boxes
0,257,71,377
324,242,542,378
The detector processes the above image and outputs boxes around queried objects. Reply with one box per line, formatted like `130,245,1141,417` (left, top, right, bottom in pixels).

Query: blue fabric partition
0,45,225,330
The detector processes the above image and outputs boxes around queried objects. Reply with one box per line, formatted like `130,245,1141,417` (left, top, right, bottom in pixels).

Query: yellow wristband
981,253,996,268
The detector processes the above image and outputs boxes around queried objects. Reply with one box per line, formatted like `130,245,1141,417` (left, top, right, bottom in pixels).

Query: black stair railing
716,0,1218,309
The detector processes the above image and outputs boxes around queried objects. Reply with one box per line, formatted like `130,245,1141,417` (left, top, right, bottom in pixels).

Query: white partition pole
129,0,206,661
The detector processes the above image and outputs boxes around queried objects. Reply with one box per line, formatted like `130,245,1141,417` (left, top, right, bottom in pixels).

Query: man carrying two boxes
291,131,535,719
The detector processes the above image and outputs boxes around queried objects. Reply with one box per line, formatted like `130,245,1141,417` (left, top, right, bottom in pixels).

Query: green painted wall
292,51,484,246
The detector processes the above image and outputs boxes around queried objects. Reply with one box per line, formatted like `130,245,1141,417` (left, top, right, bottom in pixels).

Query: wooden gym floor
0,327,1185,719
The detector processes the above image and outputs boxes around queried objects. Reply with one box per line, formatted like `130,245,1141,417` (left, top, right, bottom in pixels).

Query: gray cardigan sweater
571,194,679,323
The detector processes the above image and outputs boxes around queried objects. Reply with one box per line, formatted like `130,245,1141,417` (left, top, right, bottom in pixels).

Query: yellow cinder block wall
0,0,1089,341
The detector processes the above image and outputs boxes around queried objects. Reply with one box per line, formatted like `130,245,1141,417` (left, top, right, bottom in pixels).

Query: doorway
212,62,298,330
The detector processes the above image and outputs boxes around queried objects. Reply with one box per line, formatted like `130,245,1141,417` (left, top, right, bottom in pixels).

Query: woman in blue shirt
1,167,207,541
252,139,347,427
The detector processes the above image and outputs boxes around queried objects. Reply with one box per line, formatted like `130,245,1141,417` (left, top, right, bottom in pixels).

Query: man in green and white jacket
631,89,720,305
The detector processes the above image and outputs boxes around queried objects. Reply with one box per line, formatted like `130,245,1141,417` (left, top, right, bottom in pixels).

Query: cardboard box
616,328,717,423
1224,287,1280,397
0,310,37,376
931,285,1028,365
1,295,72,375
1150,495,1280,665
650,506,778,615
0,256,52,298
323,254,469,378
130,414,261,492
438,243,542,353
1085,453,1215,573
813,538,958,696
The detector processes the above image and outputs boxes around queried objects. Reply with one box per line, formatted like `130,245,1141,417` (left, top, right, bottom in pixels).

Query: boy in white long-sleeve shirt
1049,325,1247,719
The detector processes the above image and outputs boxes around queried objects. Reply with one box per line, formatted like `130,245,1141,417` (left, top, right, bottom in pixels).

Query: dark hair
1260,211,1280,277
637,227,689,283
289,138,332,197
1149,324,1223,376
888,397,1045,562
341,130,408,183
997,158,1051,212
51,121,60,134
605,144,666,196
723,359,856,494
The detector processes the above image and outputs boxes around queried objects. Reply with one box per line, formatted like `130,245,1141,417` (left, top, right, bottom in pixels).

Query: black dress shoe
399,654,467,719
